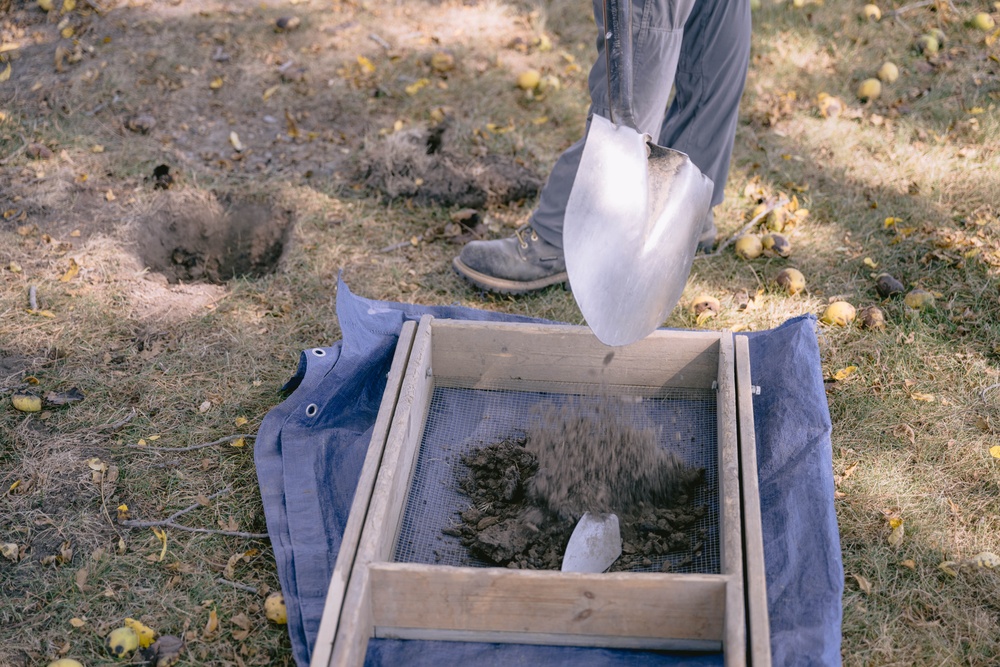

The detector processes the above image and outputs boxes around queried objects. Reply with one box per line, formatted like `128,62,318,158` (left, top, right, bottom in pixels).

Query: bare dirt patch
135,189,294,284
448,398,705,571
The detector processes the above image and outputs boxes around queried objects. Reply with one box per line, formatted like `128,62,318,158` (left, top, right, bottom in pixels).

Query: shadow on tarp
255,277,843,666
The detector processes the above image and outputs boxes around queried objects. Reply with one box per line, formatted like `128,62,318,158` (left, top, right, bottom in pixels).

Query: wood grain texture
735,335,772,666
369,562,727,642
331,315,436,667
430,319,721,390
717,332,746,667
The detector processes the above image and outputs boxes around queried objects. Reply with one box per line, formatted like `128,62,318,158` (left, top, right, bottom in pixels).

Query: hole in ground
136,190,294,284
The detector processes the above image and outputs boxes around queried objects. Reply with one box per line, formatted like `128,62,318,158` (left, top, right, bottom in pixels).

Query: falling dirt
446,397,706,571
135,189,295,284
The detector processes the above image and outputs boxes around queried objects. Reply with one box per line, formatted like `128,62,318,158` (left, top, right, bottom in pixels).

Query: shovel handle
602,0,636,129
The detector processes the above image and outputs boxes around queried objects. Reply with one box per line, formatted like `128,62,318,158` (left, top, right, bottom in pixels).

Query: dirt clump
358,125,542,208
447,397,705,571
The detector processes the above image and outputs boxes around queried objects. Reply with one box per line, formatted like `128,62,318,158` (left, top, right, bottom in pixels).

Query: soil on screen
446,398,707,572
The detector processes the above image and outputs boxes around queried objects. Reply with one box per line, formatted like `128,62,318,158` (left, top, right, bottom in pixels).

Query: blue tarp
255,279,843,666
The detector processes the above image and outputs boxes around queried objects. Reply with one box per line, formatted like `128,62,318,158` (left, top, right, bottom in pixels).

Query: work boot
697,208,718,254
453,225,568,294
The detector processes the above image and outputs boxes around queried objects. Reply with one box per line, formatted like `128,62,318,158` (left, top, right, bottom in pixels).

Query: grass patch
1,0,999,664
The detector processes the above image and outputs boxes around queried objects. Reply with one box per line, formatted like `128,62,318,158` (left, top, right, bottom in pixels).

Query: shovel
561,512,622,573
563,0,714,347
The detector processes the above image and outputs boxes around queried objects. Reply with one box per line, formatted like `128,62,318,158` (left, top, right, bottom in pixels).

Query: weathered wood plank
430,320,721,390
735,335,771,666
369,562,727,642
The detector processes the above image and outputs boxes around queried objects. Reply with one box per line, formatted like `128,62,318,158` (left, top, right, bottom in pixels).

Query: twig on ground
368,33,391,50
97,467,125,544
694,198,789,260
380,235,422,253
120,487,270,539
97,408,136,432
217,578,261,594
887,0,936,15
28,285,38,311
128,433,255,452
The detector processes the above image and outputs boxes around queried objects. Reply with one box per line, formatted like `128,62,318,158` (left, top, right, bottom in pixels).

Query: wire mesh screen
392,382,720,574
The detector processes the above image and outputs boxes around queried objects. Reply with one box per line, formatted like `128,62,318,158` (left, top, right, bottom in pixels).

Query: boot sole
452,257,568,295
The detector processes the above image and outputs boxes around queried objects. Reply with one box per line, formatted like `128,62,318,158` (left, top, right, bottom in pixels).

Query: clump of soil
358,126,542,208
447,397,706,571
135,190,294,284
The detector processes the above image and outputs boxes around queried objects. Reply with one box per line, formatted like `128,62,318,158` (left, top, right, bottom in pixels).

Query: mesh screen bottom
392,384,720,574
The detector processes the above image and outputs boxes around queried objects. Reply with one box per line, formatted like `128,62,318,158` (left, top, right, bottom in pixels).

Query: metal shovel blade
564,116,713,348
561,512,622,573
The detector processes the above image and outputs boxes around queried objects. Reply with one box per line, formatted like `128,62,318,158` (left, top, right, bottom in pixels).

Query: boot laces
514,225,539,249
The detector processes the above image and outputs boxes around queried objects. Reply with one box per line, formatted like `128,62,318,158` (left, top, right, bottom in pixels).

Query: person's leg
531,0,695,249
453,0,715,293
658,0,751,212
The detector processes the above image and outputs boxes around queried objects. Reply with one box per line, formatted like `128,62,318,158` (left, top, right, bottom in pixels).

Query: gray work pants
530,0,751,249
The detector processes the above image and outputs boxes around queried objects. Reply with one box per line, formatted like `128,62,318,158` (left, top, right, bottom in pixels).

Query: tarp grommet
305,404,318,417
311,348,326,357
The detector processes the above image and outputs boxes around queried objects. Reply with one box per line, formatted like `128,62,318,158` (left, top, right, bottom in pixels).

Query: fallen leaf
229,132,243,152
69,617,86,628
86,457,107,472
284,109,299,138
832,365,858,381
44,387,85,406
125,617,158,648
235,416,249,427
59,258,80,282
989,445,1000,459
203,608,219,639
230,437,246,448
199,400,212,413
152,527,167,562
209,76,224,89
899,559,916,569
231,612,252,642
405,77,430,95
863,257,878,269
893,423,916,445
262,85,279,100
356,55,375,74
939,561,959,577
74,566,89,591
888,523,905,547
105,189,116,202
910,392,935,402
1,543,19,561
851,573,872,595
117,504,130,521
149,635,184,665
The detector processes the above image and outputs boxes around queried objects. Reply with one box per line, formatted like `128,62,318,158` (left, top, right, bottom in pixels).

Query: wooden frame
315,316,769,666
